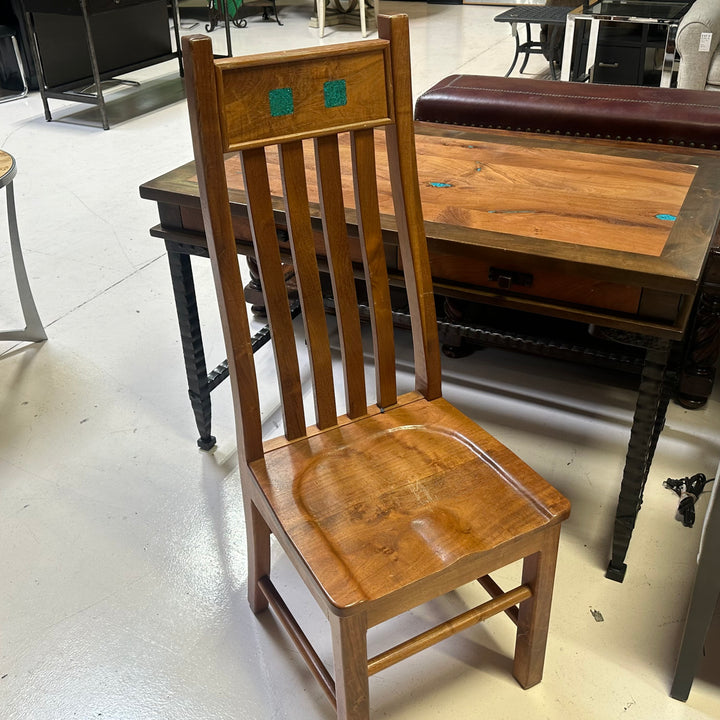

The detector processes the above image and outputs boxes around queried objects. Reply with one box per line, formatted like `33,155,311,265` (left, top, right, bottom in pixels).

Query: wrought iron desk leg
606,338,672,582
676,286,720,409
166,244,216,450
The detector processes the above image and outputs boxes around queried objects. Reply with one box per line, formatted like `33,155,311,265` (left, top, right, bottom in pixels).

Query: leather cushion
415,75,720,149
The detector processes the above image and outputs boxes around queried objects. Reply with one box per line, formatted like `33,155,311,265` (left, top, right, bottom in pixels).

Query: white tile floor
1,3,719,718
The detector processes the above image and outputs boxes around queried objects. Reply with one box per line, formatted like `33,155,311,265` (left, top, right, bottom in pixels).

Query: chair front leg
513,524,562,689
330,612,370,720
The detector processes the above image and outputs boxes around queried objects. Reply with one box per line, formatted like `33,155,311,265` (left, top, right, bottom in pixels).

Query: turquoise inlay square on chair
324,80,347,108
269,88,294,117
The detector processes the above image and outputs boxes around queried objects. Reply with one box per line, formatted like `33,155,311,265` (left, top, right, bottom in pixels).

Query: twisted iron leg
606,338,672,581
166,245,216,451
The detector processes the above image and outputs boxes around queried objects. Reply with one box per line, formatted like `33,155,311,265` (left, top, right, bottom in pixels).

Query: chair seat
251,394,570,611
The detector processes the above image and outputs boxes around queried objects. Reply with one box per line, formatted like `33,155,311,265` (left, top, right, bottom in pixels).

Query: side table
560,1,689,86
0,150,46,343
494,5,574,79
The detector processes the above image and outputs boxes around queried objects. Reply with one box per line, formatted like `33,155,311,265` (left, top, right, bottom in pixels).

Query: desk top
223,130,691,257
141,124,720,337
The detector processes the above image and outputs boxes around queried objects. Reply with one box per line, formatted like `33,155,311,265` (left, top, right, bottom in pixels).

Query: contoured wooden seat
182,14,570,719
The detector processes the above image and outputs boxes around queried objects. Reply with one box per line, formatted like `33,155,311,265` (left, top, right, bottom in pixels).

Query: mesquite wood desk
140,124,720,582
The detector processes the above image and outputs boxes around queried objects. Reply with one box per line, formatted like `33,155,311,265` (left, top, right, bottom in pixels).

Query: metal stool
1,150,46,343
0,25,28,103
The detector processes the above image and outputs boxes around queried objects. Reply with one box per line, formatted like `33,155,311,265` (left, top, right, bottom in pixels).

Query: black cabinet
593,44,644,84
22,0,182,129
568,1,694,86
573,20,673,85
31,3,175,89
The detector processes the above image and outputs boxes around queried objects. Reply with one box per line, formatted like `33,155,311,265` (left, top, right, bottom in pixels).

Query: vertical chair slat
241,146,307,441
350,127,397,409
279,140,338,430
315,134,368,419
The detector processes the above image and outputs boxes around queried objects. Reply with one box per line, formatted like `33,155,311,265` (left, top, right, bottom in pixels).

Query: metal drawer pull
489,267,534,290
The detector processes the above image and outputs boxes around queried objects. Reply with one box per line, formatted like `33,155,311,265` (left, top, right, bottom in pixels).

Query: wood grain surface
252,394,570,610
222,131,696,256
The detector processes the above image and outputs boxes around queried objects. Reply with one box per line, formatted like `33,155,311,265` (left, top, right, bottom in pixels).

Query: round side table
1,150,46,342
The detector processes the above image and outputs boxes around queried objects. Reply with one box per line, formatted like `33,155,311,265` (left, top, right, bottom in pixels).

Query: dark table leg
169,0,184,76
604,334,673,582
79,0,109,131
164,241,297,450
166,243,217,451
224,0,232,55
23,11,52,122
205,0,234,55
518,23,533,74
504,22,522,77
676,285,720,409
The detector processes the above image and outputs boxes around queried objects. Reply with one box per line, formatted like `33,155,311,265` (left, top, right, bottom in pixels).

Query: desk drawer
427,249,643,316
594,45,642,85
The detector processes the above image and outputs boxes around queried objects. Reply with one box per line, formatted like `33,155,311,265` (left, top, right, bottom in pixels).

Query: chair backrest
183,13,441,465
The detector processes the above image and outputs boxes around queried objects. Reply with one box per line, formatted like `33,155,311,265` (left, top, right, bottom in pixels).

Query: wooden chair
182,14,570,719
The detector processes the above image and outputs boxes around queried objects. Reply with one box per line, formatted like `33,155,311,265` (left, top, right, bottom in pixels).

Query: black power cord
663,474,715,528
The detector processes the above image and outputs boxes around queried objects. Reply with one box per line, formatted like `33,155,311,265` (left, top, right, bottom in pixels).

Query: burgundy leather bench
414,74,720,147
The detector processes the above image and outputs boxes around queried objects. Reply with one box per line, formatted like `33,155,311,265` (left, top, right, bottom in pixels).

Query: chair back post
183,34,265,463
378,14,442,400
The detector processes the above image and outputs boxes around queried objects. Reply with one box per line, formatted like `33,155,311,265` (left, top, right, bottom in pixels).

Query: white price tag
699,32,713,53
